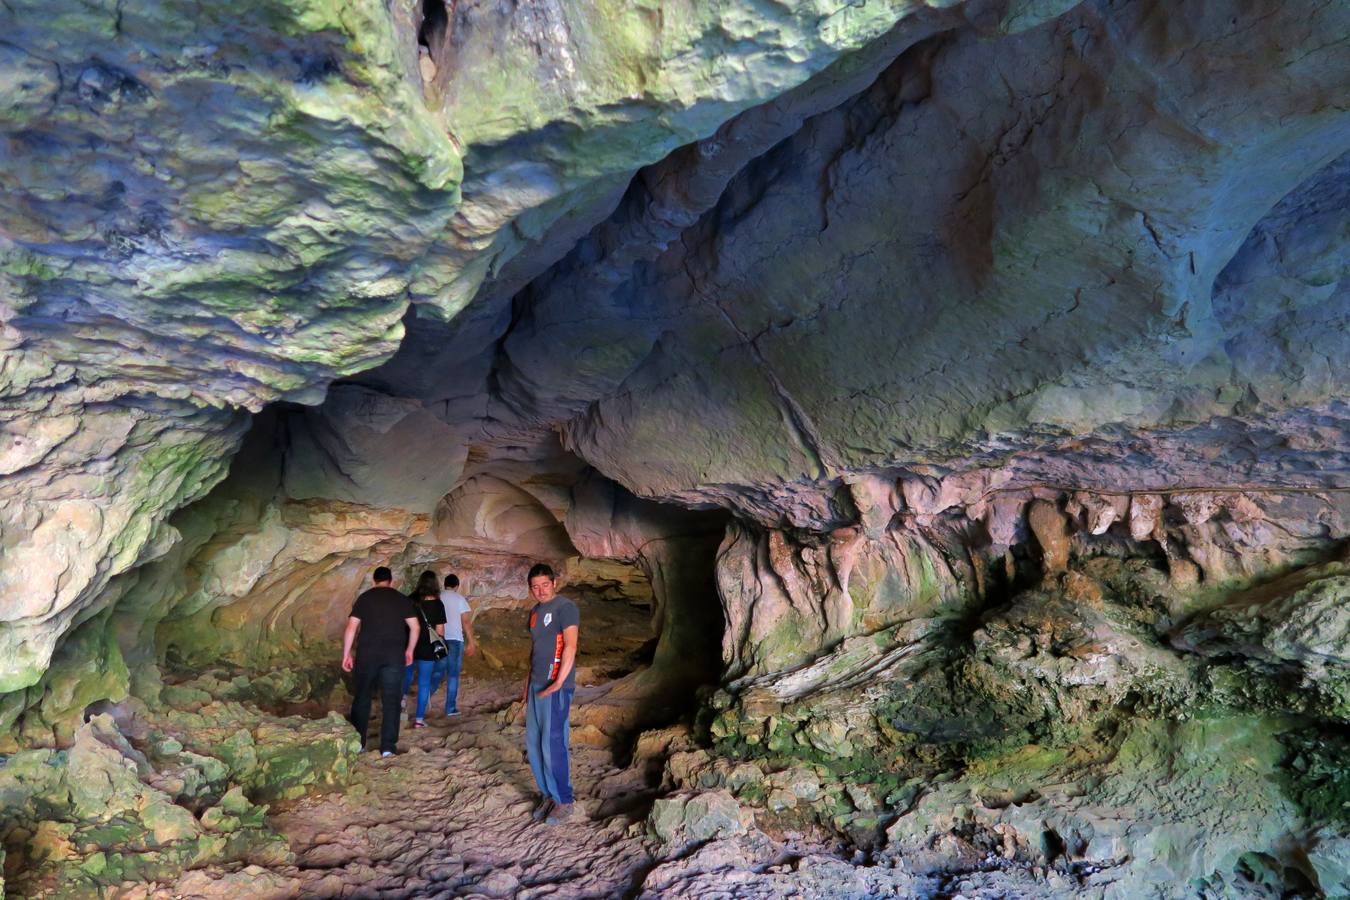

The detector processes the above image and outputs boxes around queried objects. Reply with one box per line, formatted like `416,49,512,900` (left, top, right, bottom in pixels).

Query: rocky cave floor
147,677,665,900
1,585,1120,900
7,676,1091,900
8,550,1350,899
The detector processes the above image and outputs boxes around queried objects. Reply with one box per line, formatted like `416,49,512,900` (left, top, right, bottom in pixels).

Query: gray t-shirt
440,590,471,641
527,596,580,689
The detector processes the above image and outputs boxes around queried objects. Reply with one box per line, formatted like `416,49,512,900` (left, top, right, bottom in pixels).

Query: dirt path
159,679,662,899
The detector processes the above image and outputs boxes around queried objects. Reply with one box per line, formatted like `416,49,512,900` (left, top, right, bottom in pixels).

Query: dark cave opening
417,0,450,61
138,391,731,750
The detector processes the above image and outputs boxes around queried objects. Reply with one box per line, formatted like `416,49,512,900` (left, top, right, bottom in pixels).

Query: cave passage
3,0,1350,896
458,570,657,686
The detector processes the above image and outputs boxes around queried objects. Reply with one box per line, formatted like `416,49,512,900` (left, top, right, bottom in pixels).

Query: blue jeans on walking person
402,658,448,721
441,639,464,714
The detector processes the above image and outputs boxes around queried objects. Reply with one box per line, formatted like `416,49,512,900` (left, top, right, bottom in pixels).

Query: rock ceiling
1,0,1347,769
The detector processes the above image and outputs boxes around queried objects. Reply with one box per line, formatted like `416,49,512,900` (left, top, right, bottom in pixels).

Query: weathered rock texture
0,0,929,695
0,696,360,898
3,0,1350,894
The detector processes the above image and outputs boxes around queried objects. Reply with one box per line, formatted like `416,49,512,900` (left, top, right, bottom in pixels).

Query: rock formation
2,0,1349,895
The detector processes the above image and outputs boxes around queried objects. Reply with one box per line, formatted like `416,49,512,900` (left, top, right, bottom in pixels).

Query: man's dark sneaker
531,797,555,822
544,802,574,825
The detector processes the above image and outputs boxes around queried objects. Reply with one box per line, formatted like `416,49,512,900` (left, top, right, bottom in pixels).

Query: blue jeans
402,658,448,721
525,685,574,804
441,640,464,713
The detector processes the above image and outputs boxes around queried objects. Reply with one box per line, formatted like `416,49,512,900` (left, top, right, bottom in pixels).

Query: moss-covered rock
649,789,748,850
0,683,355,898
0,716,265,895
695,546,1350,894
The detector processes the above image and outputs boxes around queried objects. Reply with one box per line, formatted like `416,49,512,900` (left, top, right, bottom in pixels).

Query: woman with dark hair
401,570,449,727
415,570,440,598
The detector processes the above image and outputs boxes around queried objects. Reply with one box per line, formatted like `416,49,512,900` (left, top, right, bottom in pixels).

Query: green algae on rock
691,543,1350,893
0,678,360,898
0,716,283,898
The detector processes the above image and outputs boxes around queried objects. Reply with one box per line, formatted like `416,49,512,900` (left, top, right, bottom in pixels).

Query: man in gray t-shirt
435,574,476,715
522,563,579,825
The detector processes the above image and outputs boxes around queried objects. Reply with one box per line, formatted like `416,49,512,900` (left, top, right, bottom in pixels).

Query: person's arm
522,608,533,702
536,625,578,697
341,617,361,672
461,610,476,656
404,617,420,666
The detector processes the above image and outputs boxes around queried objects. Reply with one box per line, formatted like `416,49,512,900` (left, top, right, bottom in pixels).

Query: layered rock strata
1,0,942,695
1,0,1349,895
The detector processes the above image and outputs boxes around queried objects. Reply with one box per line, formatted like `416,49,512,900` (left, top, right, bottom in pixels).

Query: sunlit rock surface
0,0,935,695
2,0,1350,894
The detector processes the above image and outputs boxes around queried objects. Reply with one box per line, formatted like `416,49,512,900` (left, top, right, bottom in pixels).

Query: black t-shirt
350,587,415,667
410,594,447,661
527,596,580,689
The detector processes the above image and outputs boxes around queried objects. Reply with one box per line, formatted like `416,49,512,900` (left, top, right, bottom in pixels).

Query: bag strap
415,598,447,647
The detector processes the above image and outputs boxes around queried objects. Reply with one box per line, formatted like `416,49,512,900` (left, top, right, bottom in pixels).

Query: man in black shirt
342,567,419,756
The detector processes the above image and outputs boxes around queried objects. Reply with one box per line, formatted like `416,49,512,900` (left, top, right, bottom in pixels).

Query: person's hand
341,654,354,673
465,642,476,657
535,681,559,698
405,649,414,666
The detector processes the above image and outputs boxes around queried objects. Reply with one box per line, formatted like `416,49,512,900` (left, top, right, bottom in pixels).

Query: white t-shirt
440,590,471,641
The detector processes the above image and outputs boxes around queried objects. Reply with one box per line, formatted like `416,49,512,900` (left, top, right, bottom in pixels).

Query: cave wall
1,386,729,746
2,0,1350,890
0,0,936,701
505,0,1350,521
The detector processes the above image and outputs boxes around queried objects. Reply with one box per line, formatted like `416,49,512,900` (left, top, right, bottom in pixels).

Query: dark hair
527,563,556,582
373,566,393,583
444,574,459,589
415,570,440,598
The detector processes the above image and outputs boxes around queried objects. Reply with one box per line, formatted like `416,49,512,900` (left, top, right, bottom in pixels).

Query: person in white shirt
437,573,476,716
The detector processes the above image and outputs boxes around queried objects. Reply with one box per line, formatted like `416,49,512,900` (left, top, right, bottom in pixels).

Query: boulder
649,790,749,848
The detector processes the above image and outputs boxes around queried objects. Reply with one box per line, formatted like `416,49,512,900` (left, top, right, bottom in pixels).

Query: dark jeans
349,662,403,753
